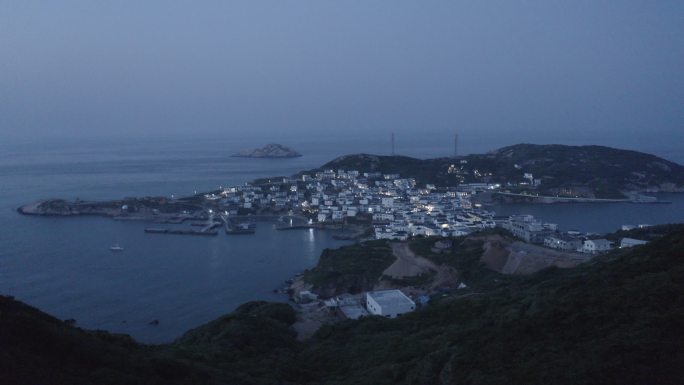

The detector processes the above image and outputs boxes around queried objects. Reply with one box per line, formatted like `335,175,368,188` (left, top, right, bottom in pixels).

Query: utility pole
391,132,395,156
454,133,458,157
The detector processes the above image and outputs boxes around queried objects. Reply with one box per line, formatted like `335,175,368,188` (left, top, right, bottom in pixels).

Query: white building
366,290,416,318
501,215,552,244
372,213,394,222
620,238,648,248
544,235,582,251
583,239,613,254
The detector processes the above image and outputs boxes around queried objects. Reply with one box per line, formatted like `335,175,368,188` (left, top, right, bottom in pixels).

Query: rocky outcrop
232,143,302,158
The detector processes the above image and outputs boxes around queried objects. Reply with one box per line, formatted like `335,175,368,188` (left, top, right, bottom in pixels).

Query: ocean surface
1,135,683,343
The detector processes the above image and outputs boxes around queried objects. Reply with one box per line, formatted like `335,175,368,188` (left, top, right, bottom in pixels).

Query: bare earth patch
377,242,459,295
291,302,336,341
479,234,591,274
383,242,438,278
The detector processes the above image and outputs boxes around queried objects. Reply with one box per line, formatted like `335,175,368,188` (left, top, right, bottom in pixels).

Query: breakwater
144,228,218,236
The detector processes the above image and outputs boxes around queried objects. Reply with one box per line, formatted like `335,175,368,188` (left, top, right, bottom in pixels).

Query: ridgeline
3,225,684,384
315,144,684,198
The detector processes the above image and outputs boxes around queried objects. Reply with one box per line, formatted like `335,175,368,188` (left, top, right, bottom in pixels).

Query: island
232,143,302,158
17,144,684,241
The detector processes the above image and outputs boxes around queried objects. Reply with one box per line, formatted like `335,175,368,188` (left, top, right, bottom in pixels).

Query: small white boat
110,244,124,252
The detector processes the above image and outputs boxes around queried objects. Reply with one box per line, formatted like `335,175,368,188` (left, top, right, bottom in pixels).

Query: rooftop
339,304,369,320
367,289,415,307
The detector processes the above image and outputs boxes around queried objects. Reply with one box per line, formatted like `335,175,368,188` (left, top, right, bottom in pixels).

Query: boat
110,244,124,251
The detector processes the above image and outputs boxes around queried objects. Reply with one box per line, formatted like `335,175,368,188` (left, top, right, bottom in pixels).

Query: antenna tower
454,133,458,157
391,132,395,156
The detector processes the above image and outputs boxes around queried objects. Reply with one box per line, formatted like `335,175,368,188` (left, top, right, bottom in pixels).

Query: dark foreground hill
3,226,684,385
315,144,684,198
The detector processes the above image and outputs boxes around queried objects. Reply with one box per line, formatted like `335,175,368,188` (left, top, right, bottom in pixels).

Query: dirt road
383,242,438,278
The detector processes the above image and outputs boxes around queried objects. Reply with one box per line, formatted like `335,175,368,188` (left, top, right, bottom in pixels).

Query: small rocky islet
232,143,302,158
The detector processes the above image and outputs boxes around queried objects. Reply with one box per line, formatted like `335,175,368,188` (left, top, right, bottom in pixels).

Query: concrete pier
144,228,218,236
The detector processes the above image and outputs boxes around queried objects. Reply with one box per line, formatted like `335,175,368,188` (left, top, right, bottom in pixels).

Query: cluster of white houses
211,168,498,240
499,214,650,254
302,170,500,240
210,169,648,254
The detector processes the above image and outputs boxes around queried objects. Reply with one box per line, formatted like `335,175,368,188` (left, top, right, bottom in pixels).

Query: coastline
492,191,673,204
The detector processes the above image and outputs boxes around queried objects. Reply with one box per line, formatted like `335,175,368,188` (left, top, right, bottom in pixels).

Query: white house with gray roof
583,239,613,254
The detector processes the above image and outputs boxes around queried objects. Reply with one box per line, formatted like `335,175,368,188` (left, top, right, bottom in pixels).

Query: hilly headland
315,144,684,199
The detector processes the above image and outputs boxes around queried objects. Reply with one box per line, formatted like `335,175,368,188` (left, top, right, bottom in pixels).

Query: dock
221,214,257,235
275,224,315,231
225,222,256,235
201,222,222,232
144,228,218,236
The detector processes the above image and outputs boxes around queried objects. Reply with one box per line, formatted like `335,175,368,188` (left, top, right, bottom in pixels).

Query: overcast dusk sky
1,1,682,153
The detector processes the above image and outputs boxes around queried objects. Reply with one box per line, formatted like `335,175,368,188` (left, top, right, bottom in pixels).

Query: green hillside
0,296,209,385
315,144,684,198
303,239,395,297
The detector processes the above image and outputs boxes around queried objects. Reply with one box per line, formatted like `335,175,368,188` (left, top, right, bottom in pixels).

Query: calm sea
0,135,682,343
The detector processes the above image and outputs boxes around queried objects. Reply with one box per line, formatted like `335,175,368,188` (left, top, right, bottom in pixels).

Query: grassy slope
166,302,301,385
303,239,395,296
0,296,209,385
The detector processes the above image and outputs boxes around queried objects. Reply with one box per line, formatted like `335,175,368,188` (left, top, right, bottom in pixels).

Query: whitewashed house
366,290,416,318
544,235,582,251
372,213,394,222
583,239,613,254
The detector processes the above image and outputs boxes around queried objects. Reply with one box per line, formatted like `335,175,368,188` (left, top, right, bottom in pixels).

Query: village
204,165,649,254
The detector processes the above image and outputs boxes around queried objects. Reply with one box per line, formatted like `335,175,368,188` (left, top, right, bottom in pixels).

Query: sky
1,1,682,155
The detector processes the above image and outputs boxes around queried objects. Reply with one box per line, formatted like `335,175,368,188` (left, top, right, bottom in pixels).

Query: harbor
141,213,317,237
144,228,218,236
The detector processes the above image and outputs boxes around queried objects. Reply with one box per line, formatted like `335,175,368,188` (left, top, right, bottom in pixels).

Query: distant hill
233,143,302,158
3,225,684,384
316,144,684,198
